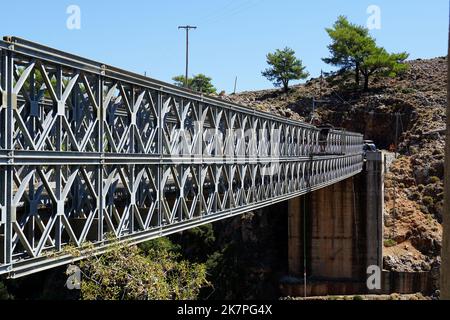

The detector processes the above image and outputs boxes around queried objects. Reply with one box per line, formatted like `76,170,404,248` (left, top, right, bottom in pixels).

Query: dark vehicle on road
363,140,377,157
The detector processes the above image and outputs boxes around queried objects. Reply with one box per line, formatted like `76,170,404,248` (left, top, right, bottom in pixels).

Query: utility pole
178,25,197,88
311,98,316,124
441,9,450,300
319,69,323,99
233,76,238,94
394,113,400,159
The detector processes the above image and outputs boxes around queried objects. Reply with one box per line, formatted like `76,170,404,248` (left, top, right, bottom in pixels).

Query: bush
139,237,181,255
0,281,11,300
79,239,209,300
408,191,421,201
428,176,441,184
171,225,216,263
353,295,364,301
400,87,415,94
384,239,397,247
422,196,434,207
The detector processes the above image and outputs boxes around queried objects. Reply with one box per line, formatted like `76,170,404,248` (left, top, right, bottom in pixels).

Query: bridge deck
0,36,364,277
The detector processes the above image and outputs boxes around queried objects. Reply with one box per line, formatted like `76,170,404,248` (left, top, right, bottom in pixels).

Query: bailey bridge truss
0,37,364,278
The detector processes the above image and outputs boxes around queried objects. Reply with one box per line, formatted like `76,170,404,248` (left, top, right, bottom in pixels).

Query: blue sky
1,0,448,92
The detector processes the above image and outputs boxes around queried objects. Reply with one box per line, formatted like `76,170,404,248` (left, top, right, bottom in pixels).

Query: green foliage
139,237,181,255
0,281,11,300
173,75,189,87
359,48,409,90
422,196,434,207
79,240,208,300
262,47,309,92
408,191,421,201
203,243,249,300
400,87,416,94
173,74,217,94
384,239,397,247
323,16,408,90
428,176,441,184
353,295,364,301
172,225,216,263
16,67,84,99
323,16,373,76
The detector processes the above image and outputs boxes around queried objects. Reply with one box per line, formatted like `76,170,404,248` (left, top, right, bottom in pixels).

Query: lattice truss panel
0,37,364,277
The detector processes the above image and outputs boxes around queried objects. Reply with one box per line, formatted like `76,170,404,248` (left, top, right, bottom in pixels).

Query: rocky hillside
220,57,447,285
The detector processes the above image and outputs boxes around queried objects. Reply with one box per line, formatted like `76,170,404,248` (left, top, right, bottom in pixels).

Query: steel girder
0,37,364,278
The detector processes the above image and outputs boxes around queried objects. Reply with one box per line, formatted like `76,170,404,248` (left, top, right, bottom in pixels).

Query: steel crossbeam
0,36,364,278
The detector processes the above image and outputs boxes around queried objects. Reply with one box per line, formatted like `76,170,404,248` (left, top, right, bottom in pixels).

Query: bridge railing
0,36,364,277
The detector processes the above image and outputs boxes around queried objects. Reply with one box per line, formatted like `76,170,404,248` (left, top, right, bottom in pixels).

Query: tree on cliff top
262,47,309,93
173,74,217,94
323,16,409,90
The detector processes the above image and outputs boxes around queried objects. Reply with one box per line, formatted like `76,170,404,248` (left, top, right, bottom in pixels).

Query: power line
197,0,264,27
194,0,237,25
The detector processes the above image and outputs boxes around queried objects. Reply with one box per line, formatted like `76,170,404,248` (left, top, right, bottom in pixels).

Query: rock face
219,57,447,282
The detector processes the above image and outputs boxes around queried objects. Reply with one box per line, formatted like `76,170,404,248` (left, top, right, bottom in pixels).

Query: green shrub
428,176,441,184
422,196,434,207
400,87,415,94
353,295,364,301
384,239,397,247
408,192,421,201
79,240,209,300
0,281,11,300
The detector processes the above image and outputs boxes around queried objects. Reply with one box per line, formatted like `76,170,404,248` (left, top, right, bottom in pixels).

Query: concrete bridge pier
281,152,384,296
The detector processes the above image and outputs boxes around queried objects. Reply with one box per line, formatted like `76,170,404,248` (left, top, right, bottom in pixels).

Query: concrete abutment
281,152,384,296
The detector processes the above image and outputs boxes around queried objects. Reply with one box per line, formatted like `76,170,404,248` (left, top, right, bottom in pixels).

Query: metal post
4,50,14,266
55,65,63,251
310,98,316,124
441,9,450,300
157,92,163,229
394,112,400,159
98,74,104,242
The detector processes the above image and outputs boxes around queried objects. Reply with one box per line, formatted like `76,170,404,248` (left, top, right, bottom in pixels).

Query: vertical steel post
441,9,450,300
157,92,163,229
5,49,14,265
55,65,63,251
129,85,135,234
97,74,104,242
0,48,6,266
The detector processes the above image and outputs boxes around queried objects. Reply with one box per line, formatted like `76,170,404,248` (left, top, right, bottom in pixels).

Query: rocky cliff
220,57,447,286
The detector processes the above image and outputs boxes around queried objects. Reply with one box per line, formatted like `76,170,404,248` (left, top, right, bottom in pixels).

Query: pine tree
323,16,408,90
262,47,309,93
173,74,217,94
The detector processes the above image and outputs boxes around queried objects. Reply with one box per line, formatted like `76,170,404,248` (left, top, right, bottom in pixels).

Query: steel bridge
0,37,364,278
